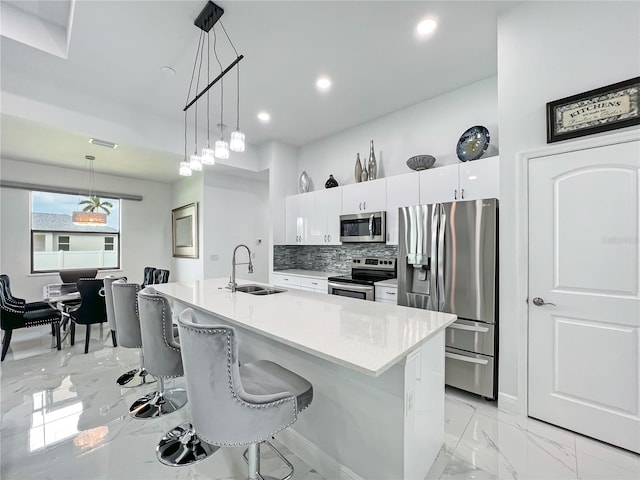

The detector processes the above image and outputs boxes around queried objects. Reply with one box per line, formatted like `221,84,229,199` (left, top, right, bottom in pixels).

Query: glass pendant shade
189,154,203,171
201,147,216,166
214,140,230,159
179,161,193,176
230,130,246,152
72,211,107,226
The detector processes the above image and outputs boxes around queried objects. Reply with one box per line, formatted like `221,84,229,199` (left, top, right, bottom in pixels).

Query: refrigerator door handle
429,205,439,310
437,206,446,311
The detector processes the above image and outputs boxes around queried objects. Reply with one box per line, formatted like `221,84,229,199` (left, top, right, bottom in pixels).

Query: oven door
328,282,375,301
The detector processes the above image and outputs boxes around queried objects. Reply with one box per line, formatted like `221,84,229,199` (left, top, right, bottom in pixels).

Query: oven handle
328,282,374,292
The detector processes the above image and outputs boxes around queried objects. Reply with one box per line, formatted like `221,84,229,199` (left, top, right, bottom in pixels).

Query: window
58,236,70,251
31,191,121,273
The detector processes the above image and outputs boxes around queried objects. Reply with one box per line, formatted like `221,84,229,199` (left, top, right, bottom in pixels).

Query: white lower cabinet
375,285,398,304
271,272,328,295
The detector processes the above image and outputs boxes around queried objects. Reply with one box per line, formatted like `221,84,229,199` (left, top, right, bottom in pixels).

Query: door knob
532,297,556,307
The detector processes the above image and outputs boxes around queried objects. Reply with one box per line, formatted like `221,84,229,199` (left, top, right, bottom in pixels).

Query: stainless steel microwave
339,211,386,243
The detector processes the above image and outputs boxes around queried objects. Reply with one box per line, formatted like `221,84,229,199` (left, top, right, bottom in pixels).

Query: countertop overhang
153,278,456,377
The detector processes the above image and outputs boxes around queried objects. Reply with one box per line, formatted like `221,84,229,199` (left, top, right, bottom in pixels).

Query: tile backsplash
274,244,398,275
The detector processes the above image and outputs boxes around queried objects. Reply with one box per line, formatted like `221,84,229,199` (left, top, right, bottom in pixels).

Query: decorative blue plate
456,126,490,162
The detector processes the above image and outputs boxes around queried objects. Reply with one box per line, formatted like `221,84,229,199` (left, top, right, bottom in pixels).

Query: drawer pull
448,323,489,333
445,352,489,365
311,282,318,286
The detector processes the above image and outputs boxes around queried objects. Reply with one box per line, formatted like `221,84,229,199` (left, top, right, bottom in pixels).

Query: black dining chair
0,274,50,312
59,269,98,284
0,276,62,361
152,269,170,284
141,267,156,288
69,278,107,354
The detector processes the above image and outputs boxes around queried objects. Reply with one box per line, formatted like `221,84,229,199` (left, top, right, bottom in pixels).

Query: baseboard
276,427,363,480
498,391,523,415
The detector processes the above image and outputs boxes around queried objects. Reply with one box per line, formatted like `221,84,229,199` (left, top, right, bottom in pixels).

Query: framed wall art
172,202,198,258
546,77,640,143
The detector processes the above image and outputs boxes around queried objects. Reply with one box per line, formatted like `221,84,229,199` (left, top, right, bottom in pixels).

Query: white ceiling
0,1,518,183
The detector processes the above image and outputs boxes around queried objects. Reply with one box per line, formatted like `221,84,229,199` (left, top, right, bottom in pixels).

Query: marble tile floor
1,325,638,480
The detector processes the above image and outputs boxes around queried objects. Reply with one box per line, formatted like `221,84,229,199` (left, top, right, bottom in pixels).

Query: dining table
43,283,82,344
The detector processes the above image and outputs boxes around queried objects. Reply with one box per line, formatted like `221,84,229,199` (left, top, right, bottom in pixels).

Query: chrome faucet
229,244,253,292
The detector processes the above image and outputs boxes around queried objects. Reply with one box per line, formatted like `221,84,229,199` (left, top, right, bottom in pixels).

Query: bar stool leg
156,422,219,466
117,349,156,387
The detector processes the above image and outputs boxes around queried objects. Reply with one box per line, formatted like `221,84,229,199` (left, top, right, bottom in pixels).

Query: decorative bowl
406,155,436,171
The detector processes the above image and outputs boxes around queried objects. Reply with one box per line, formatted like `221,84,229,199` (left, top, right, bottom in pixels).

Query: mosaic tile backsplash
274,244,398,275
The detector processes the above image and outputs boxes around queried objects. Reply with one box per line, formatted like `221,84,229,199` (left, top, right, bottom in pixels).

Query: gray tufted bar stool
130,287,187,419
157,308,313,480
111,279,156,388
102,275,124,348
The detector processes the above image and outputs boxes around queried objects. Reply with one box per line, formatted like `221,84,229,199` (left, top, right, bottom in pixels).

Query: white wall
171,174,204,282
298,76,498,189
0,158,172,301
497,1,640,408
202,171,270,284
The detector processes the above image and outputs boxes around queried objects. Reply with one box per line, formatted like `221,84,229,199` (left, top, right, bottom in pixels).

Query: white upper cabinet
308,188,342,245
386,173,420,245
419,156,499,204
458,156,500,200
342,178,387,214
286,189,342,246
285,193,313,245
419,164,459,205
285,195,302,245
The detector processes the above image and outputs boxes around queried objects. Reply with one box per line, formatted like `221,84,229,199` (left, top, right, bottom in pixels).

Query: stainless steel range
327,257,396,301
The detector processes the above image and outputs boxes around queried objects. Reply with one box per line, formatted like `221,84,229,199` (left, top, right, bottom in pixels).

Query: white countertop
374,278,398,288
154,278,456,377
272,269,339,279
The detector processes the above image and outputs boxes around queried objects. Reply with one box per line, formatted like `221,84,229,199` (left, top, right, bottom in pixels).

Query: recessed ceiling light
257,112,271,123
416,18,437,36
316,76,332,91
89,138,118,149
161,65,176,76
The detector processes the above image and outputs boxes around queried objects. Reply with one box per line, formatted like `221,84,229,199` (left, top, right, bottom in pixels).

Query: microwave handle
369,214,374,237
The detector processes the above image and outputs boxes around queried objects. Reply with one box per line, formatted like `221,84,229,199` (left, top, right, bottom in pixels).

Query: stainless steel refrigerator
398,199,498,399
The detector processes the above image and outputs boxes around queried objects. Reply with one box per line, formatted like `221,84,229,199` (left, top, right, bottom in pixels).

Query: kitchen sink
235,284,286,295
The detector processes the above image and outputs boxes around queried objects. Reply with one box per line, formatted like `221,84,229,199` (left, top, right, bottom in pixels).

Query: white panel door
386,173,420,245
528,140,640,453
419,164,458,204
459,156,500,200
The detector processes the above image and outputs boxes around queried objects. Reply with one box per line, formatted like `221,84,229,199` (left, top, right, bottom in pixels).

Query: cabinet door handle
461,188,465,199
454,189,458,200
363,201,367,210
324,235,327,242
359,202,362,210
328,234,331,242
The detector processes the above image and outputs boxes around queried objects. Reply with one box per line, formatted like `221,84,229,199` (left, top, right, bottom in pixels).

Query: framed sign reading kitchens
546,77,640,143
172,202,198,258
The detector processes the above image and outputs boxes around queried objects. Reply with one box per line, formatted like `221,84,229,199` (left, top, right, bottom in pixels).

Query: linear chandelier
72,155,110,226
180,1,245,177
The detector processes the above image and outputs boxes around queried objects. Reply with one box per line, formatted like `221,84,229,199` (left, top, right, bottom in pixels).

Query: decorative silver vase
361,164,369,182
354,153,363,183
368,139,377,180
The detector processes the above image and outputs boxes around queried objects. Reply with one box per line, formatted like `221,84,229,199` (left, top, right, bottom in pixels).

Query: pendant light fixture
72,155,108,226
230,62,245,152
179,1,245,176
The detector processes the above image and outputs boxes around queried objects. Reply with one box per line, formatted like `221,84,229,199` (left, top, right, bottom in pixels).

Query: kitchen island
154,278,456,480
